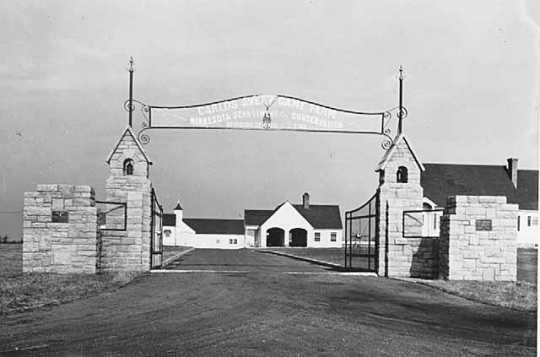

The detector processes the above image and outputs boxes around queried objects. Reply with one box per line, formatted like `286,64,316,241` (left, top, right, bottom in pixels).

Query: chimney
302,192,310,209
506,158,518,188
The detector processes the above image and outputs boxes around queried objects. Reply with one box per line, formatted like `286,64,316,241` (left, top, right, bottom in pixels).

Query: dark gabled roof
183,218,245,235
174,202,183,210
245,204,342,229
244,210,274,226
421,163,538,210
292,204,342,229
516,170,539,210
163,214,176,226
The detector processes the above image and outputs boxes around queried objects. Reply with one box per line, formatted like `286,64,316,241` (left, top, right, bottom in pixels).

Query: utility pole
128,57,134,127
398,65,403,134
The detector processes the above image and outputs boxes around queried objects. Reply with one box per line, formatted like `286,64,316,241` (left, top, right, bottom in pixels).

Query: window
229,238,237,245
528,216,532,227
517,216,521,231
314,232,321,242
331,232,337,242
164,229,171,237
123,159,134,175
396,166,408,183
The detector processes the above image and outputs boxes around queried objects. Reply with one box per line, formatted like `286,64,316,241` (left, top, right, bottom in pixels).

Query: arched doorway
266,227,285,247
289,228,307,247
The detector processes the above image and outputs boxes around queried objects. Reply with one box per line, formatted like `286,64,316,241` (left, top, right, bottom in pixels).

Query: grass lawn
0,243,22,278
409,279,537,312
265,247,376,271
268,247,537,311
0,243,138,315
517,248,537,285
266,247,345,264
163,245,193,261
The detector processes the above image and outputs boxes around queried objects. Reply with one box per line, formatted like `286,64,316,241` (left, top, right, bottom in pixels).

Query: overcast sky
1,0,539,238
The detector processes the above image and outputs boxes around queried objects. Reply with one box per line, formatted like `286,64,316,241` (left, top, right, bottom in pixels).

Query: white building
419,158,538,247
163,202,245,249
163,193,343,249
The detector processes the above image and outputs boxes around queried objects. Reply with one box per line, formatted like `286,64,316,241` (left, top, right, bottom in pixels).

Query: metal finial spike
399,65,403,80
129,57,134,72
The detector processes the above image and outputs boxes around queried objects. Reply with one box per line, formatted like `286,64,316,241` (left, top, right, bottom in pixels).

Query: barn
162,193,343,249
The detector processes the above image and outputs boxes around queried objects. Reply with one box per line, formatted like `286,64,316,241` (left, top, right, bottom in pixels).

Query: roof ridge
293,203,339,207
424,162,506,167
184,217,244,221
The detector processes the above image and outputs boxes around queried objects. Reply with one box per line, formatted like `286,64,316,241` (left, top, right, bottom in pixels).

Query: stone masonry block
37,184,59,192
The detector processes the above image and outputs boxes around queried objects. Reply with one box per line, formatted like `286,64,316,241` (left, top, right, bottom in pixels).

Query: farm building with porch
162,193,343,249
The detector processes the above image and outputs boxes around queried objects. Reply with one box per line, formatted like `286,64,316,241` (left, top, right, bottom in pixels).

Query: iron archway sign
124,60,407,149
126,94,406,149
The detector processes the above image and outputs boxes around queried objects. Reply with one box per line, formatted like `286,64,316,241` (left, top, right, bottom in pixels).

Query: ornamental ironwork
123,59,408,150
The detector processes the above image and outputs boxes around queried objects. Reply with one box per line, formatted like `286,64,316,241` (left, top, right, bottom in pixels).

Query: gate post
375,134,425,277
100,126,153,272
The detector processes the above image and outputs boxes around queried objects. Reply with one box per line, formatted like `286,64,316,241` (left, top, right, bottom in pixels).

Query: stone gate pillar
439,195,518,281
376,134,428,277
100,126,153,272
23,184,98,273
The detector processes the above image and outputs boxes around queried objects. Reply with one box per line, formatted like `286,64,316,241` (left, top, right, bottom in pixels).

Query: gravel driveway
0,249,536,356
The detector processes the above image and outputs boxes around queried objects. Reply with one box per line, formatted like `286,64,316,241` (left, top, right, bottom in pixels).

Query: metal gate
344,192,379,272
150,188,164,269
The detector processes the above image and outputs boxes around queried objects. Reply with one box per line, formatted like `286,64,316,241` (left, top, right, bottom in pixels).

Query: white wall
259,202,313,248
163,209,197,247
163,226,177,246
187,234,245,249
245,227,257,247
517,210,539,247
422,211,443,237
309,229,343,248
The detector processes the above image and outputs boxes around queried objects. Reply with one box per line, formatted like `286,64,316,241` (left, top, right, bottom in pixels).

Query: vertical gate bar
348,214,352,269
385,201,389,277
375,192,380,274
350,215,353,269
346,212,350,269
159,201,163,268
356,218,359,270
344,212,348,269
348,212,351,269
150,189,155,269
368,201,372,271
347,212,350,269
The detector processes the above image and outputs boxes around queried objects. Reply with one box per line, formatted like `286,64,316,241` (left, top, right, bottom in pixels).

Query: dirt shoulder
399,278,537,312
0,272,138,315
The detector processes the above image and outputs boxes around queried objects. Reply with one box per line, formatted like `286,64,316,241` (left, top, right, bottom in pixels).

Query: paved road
0,249,536,356
164,248,334,272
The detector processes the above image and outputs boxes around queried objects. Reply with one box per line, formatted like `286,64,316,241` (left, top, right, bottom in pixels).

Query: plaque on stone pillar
475,219,492,231
52,210,69,223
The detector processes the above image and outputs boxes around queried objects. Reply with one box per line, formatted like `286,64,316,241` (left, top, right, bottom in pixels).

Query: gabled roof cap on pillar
105,126,152,165
376,133,424,172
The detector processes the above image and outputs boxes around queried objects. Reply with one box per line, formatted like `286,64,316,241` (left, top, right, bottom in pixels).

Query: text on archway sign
148,95,385,134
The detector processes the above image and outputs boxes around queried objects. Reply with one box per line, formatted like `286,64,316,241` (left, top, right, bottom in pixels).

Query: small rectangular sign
475,219,492,231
